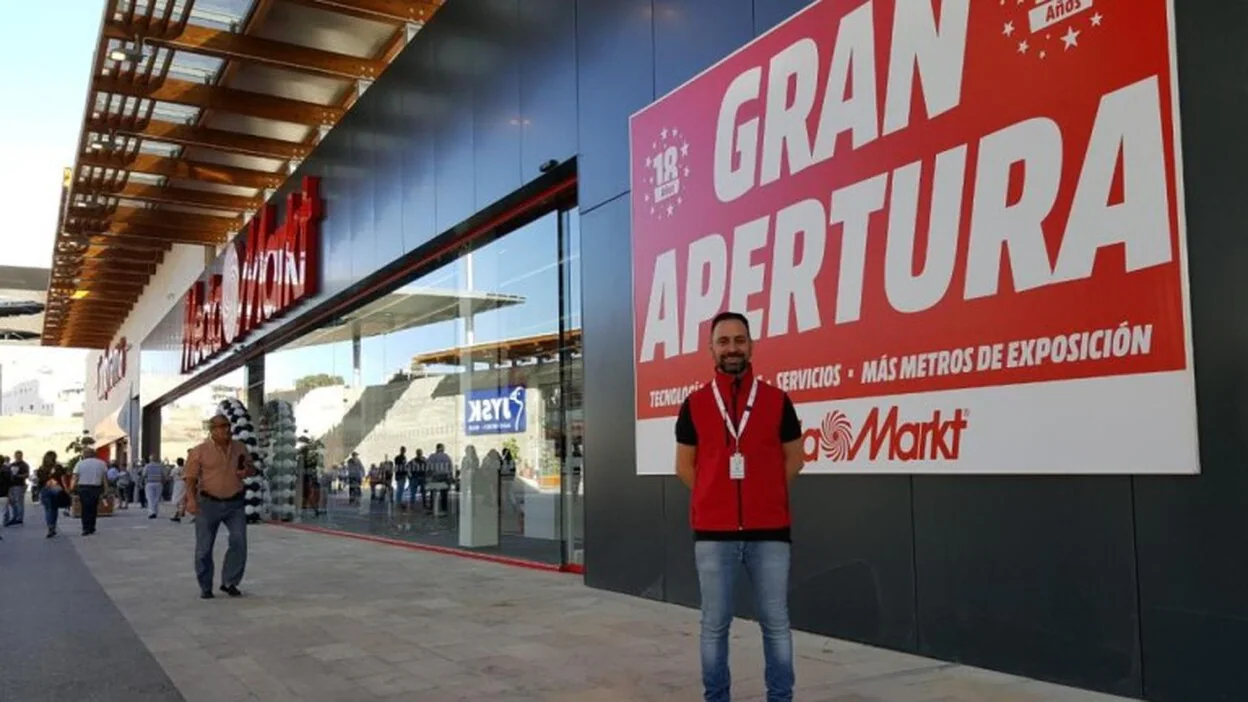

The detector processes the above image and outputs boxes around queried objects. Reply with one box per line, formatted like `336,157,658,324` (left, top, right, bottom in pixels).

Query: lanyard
710,377,758,447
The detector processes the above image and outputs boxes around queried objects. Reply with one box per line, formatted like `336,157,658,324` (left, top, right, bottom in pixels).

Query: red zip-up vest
684,366,793,536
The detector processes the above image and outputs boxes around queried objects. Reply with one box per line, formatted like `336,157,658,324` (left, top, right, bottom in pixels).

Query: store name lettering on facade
96,337,127,402
182,176,323,373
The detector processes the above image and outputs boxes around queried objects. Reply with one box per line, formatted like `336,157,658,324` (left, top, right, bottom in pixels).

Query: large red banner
630,0,1198,474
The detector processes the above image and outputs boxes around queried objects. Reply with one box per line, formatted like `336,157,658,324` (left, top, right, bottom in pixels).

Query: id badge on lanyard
712,379,758,481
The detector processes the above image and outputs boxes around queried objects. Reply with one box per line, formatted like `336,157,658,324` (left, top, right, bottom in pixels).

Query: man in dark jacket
5,450,30,526
675,311,805,702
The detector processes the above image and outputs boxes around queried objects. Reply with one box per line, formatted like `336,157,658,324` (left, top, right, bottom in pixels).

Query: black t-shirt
394,456,409,476
9,461,30,488
675,396,803,446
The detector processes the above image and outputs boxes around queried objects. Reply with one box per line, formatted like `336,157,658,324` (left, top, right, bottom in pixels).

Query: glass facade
259,208,584,566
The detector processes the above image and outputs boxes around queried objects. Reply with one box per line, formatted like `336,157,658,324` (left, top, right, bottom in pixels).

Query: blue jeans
6,485,25,523
394,476,408,504
40,488,62,528
695,540,794,702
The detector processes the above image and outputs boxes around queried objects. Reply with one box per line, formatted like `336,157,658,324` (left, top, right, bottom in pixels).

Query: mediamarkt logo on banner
629,0,1199,474
182,176,323,373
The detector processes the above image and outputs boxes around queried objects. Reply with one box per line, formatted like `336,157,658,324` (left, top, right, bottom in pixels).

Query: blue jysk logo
465,385,527,435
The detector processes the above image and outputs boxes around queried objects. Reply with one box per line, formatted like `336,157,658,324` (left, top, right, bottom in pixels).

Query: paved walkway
5,507,1139,701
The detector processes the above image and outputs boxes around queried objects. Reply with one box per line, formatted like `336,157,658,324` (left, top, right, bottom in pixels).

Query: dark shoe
200,590,214,599
171,516,181,523
46,529,55,538
220,585,242,598
148,514,157,519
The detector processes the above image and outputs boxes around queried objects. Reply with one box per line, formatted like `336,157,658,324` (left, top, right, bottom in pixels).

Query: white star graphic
650,206,655,215
1091,12,1103,27
1039,50,1047,59
672,127,680,137
666,204,675,216
1003,21,1014,37
677,196,683,205
644,156,651,168
680,142,689,157
1018,40,1029,54
1061,27,1080,50
651,141,656,149
644,193,650,202
661,128,669,140
683,166,691,177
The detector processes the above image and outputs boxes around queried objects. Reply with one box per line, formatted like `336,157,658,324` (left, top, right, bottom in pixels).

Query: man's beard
718,354,748,374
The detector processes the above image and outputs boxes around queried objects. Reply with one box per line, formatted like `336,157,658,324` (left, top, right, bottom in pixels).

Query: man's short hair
710,311,751,337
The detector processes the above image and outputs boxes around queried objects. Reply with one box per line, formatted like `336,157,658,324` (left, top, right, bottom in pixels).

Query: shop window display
262,208,584,566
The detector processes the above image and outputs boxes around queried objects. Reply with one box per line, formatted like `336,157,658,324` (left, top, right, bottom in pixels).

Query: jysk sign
182,177,323,373
465,386,527,436
96,337,127,402
630,1,1198,474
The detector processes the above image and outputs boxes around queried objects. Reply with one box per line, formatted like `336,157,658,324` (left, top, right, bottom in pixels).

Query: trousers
695,540,794,702
194,497,247,593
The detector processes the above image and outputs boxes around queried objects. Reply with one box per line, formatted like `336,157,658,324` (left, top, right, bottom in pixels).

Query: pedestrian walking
170,457,187,523
674,311,805,702
0,466,10,541
143,456,166,518
184,414,256,599
35,452,70,538
5,450,29,526
71,448,109,536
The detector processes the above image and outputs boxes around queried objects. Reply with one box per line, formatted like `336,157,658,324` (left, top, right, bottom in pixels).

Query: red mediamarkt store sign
181,176,324,373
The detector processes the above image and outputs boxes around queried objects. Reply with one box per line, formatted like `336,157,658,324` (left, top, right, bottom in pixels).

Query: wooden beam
64,225,226,247
93,76,343,126
61,233,178,251
87,116,311,160
82,182,261,211
289,0,441,24
104,21,385,81
56,264,157,279
52,275,153,289
81,152,282,189
75,206,239,233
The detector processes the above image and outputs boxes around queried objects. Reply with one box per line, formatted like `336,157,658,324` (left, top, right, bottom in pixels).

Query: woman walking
170,457,188,523
35,451,69,538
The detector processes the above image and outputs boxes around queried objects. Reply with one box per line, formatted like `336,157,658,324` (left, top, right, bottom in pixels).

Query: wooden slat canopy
45,0,445,348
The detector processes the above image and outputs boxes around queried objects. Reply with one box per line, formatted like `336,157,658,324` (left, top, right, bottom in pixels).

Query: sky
0,2,107,387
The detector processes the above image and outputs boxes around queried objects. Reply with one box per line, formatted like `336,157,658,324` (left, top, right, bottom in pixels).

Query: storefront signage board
182,176,323,373
629,0,1198,474
465,385,528,436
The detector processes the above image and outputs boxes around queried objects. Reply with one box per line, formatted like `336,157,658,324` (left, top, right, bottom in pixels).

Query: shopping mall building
70,1,1248,700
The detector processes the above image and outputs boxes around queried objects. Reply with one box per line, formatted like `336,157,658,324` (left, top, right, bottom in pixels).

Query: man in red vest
675,311,805,702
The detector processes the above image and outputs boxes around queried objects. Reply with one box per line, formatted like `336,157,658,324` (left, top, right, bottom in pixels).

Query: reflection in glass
158,368,246,462
261,208,584,566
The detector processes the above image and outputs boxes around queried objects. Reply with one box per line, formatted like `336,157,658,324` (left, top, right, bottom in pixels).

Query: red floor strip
270,521,578,574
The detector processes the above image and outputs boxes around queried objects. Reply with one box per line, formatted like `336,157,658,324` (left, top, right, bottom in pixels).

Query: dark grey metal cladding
1132,1,1248,700
580,193,666,599
576,0,654,211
